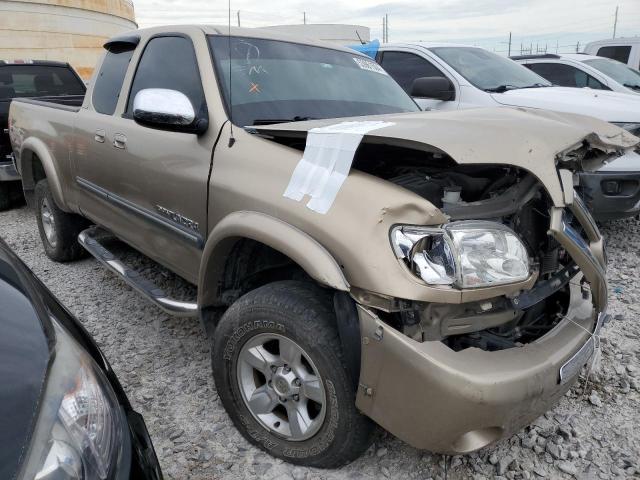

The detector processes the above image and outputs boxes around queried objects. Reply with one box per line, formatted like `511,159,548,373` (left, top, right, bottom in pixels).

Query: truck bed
1,95,85,159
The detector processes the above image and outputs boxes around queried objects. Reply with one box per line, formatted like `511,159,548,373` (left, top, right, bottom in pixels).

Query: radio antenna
228,0,236,147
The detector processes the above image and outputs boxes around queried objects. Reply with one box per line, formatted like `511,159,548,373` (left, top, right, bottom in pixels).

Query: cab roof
105,25,365,57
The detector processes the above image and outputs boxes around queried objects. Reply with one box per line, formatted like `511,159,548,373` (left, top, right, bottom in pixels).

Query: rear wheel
212,281,376,468
35,179,89,262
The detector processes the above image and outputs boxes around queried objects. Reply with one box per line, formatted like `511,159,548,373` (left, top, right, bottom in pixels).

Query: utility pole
576,40,580,53
613,5,619,38
508,32,512,56
556,39,559,53
237,10,240,27
382,16,386,42
385,14,389,43
303,11,306,25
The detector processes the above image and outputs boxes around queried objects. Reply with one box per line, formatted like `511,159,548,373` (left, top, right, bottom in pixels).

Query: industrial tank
0,0,137,79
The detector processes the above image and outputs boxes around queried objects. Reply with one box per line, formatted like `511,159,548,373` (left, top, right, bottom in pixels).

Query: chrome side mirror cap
133,88,207,134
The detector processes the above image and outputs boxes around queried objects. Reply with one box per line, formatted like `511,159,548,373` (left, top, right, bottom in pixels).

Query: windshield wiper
623,83,640,91
252,116,317,126
483,84,520,93
484,83,550,93
521,83,552,89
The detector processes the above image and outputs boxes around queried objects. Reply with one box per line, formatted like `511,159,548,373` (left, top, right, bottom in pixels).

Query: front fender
198,211,350,308
19,137,69,211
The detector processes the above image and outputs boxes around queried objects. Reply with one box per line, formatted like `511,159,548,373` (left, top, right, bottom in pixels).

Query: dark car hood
0,246,51,480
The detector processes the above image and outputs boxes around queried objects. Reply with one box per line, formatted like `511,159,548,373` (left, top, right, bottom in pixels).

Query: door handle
94,129,106,143
113,133,127,149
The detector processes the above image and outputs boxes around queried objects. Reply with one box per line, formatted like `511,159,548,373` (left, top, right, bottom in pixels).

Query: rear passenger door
377,50,459,111
525,62,609,90
75,34,216,282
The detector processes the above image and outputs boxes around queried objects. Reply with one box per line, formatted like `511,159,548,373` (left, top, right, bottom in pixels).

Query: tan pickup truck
8,25,637,468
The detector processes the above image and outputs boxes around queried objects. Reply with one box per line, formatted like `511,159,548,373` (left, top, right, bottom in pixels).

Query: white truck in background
584,37,640,70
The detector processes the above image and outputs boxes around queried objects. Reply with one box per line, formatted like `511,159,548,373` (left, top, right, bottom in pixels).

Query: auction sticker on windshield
353,57,388,75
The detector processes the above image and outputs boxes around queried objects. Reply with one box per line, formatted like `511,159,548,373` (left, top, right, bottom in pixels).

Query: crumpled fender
198,211,350,308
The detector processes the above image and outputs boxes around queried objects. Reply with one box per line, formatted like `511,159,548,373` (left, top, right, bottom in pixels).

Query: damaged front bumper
354,196,608,454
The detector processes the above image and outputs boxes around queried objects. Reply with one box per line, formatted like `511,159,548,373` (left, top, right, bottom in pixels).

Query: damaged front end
253,108,623,454
350,138,609,454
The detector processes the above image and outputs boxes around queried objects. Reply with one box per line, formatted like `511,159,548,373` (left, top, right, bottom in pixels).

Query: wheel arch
198,211,350,312
19,138,68,210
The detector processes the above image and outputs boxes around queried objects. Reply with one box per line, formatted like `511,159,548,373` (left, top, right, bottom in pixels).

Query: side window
379,51,446,94
127,36,204,115
526,63,607,90
92,47,134,115
597,46,631,64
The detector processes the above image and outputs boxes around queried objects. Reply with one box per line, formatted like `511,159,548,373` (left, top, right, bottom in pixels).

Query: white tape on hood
283,121,395,214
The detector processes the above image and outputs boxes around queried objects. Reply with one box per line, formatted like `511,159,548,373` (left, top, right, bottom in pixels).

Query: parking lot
0,204,638,480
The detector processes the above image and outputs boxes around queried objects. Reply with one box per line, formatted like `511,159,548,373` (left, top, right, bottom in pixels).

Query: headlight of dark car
19,319,123,480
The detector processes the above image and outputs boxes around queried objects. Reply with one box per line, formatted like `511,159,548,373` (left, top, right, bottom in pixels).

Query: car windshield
0,65,85,101
583,58,640,90
208,36,419,126
430,47,552,92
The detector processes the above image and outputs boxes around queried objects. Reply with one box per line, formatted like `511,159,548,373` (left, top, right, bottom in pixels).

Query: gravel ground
1,204,639,480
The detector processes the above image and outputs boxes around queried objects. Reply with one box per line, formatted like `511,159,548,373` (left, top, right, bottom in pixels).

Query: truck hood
253,107,638,206
490,86,640,123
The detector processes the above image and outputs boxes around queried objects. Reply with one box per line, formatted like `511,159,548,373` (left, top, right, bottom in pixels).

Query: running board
78,227,198,317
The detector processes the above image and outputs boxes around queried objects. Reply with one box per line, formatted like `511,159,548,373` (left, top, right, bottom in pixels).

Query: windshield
209,36,419,126
0,65,85,101
430,47,552,91
583,58,640,90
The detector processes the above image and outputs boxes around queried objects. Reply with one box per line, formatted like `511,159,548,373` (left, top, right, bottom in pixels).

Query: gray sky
133,0,640,54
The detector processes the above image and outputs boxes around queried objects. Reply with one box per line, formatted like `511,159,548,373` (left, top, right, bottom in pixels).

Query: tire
212,281,376,468
35,179,89,262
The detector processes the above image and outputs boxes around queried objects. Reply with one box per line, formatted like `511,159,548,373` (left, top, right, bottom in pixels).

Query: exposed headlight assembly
391,221,530,288
19,320,123,480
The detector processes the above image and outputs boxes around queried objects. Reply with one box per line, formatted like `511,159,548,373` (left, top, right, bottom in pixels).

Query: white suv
513,53,640,96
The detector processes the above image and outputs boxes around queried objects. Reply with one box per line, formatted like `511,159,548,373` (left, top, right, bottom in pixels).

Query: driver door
75,35,214,281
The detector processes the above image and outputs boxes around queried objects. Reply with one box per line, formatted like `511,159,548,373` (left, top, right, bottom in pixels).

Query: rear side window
525,63,608,90
126,36,204,115
379,51,447,94
597,46,632,64
92,47,134,115
0,65,85,100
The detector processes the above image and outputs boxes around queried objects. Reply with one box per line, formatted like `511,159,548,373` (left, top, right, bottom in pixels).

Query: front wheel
212,281,376,468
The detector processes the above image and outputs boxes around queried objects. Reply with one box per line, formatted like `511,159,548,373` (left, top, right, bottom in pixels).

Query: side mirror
410,77,455,101
133,88,207,134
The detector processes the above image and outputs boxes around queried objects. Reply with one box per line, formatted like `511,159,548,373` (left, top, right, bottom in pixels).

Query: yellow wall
0,0,137,79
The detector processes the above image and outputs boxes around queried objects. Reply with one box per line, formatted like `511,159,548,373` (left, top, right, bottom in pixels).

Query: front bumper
355,197,607,454
578,170,640,221
355,283,602,453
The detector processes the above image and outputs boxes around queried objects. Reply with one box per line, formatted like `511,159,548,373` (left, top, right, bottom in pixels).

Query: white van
584,37,640,70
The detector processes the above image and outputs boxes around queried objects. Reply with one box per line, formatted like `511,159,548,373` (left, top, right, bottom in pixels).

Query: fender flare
19,137,69,211
198,211,350,308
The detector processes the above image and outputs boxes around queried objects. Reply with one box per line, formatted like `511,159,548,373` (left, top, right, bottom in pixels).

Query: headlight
611,122,640,136
391,221,530,288
19,320,123,480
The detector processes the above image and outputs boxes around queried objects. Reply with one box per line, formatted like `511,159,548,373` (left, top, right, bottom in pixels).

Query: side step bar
78,227,198,317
